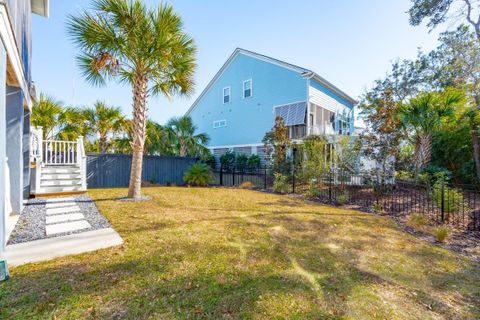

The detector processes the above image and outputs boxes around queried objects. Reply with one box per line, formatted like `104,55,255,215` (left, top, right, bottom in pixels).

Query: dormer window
223,87,230,104
243,79,252,98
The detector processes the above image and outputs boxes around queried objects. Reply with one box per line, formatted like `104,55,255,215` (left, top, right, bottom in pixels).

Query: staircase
30,127,87,196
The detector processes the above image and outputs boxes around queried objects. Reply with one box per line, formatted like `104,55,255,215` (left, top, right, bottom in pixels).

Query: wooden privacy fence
86,153,197,188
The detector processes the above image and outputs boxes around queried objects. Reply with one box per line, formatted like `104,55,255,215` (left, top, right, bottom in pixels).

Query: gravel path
7,195,112,245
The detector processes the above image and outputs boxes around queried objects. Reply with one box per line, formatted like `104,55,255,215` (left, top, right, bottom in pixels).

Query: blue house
0,0,49,257
186,48,357,161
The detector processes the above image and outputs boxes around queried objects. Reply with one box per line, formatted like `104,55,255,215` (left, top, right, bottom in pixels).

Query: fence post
292,163,295,194
220,163,223,186
441,181,445,222
264,165,267,189
328,170,332,202
232,166,235,186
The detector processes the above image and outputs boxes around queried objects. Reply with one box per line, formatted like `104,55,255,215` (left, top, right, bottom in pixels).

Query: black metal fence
86,153,197,188
213,165,480,231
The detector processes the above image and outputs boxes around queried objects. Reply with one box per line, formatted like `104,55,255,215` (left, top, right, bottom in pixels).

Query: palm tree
166,116,209,157
31,93,63,139
401,89,463,176
67,0,196,198
57,106,88,141
83,101,126,154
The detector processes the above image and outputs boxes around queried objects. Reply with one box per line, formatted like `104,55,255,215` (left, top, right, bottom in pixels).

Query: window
243,79,252,98
223,87,230,104
213,119,227,128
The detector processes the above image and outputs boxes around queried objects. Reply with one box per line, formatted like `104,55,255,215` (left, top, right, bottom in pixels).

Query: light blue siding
310,79,354,110
189,53,307,147
0,42,6,253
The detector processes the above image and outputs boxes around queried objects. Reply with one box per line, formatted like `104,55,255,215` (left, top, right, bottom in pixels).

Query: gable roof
185,48,357,116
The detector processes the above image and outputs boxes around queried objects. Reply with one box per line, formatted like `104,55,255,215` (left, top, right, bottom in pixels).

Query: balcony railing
307,124,335,136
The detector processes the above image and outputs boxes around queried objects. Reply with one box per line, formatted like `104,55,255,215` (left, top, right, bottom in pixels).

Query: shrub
239,181,254,189
406,213,429,229
220,150,235,170
434,226,449,243
203,154,216,169
336,190,349,206
235,153,249,171
273,173,290,194
372,202,383,213
305,186,321,200
432,183,464,214
183,163,213,187
247,154,261,171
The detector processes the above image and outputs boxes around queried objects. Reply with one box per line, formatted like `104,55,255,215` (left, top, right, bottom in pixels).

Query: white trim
222,86,231,104
243,79,252,99
208,143,264,150
0,5,32,109
213,119,227,129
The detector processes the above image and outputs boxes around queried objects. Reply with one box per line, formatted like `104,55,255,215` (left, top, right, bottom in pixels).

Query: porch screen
274,101,307,126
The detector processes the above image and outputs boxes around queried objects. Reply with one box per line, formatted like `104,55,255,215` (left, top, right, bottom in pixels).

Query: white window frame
243,79,252,99
213,119,227,129
223,86,231,104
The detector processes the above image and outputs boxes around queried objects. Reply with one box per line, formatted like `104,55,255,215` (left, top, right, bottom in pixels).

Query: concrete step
42,166,80,174
40,185,85,193
41,173,82,180
41,179,82,187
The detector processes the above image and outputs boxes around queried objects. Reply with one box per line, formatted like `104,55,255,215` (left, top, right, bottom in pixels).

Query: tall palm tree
31,93,63,139
57,106,88,141
83,101,126,154
67,0,196,198
401,89,463,176
166,116,209,157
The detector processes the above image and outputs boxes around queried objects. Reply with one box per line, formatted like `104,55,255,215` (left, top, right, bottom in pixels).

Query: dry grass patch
1,187,479,319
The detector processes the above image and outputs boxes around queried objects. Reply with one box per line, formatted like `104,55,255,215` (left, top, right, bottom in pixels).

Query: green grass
1,187,479,319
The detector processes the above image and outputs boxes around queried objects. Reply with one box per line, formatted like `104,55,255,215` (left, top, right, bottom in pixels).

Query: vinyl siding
189,53,308,147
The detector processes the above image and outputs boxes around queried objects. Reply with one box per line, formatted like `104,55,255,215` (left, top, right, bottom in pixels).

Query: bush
406,213,429,229
235,153,249,171
305,186,321,200
336,190,349,206
432,183,464,214
247,154,261,171
203,154,216,169
183,163,213,187
220,150,235,170
372,202,383,213
273,173,290,194
239,181,254,189
434,226,449,243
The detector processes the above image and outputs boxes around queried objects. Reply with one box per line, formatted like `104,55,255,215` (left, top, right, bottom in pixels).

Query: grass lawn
1,187,479,319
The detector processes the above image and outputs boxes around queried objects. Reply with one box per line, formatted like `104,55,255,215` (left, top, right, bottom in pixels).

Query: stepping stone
46,197,76,203
45,202,77,209
46,220,91,236
46,206,81,215
46,213,85,224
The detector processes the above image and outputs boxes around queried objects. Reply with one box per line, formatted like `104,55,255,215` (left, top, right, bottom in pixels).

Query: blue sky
32,0,443,125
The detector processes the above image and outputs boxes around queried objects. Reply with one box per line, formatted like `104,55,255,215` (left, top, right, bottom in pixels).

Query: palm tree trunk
179,139,186,157
414,133,432,177
128,76,148,199
99,136,107,154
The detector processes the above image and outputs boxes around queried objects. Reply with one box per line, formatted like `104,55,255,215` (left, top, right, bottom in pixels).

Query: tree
56,107,88,141
68,0,196,198
83,101,126,153
31,93,64,139
360,89,404,181
429,26,480,182
165,116,209,157
333,135,361,173
262,116,291,174
401,89,464,176
408,0,480,40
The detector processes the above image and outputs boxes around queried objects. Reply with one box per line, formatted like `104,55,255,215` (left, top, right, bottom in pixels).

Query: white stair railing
29,127,87,194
